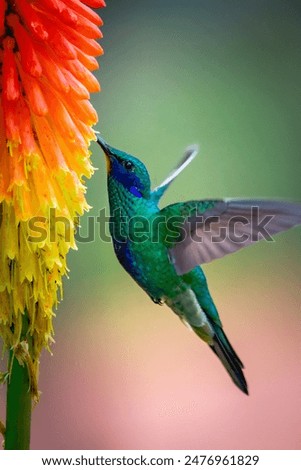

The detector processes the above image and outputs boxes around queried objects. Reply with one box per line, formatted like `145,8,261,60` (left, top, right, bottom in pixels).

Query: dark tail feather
217,327,244,369
210,326,248,395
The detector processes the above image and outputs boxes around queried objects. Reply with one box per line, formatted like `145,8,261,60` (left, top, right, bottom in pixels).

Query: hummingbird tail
210,326,248,395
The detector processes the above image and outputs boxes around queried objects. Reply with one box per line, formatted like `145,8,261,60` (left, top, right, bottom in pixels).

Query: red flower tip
82,0,106,8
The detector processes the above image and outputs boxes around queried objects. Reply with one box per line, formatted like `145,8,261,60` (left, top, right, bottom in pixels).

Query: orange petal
63,96,98,126
2,38,21,101
18,96,38,156
0,109,11,200
30,156,60,210
29,12,78,60
3,99,21,143
59,23,103,56
48,30,78,60
15,0,49,41
60,0,103,26
51,131,93,179
74,46,100,71
65,59,100,93
35,44,70,93
82,0,106,7
0,0,4,36
63,69,90,99
73,119,96,144
41,84,80,140
71,11,102,39
18,67,48,116
7,14,42,77
8,147,27,190
33,0,78,26
33,115,68,172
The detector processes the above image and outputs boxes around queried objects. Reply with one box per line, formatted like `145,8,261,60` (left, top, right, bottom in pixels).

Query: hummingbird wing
160,199,301,275
151,145,199,203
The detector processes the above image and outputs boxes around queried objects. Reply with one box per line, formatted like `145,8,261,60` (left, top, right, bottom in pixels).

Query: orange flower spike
0,0,105,403
2,38,21,102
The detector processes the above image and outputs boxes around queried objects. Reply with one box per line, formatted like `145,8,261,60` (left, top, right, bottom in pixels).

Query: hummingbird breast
108,180,191,301
113,234,178,300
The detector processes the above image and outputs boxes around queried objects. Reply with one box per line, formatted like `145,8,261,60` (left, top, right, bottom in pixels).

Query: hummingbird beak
96,135,113,172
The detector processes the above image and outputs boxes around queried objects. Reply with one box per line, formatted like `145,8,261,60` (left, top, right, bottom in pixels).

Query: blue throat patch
111,158,144,198
129,186,142,198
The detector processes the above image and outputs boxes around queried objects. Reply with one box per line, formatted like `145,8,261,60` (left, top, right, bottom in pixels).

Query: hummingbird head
97,136,151,199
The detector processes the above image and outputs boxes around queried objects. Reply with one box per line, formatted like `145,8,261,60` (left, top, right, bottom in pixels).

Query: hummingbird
97,135,301,394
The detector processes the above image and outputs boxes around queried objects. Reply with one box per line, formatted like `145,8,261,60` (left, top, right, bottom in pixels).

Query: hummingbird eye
123,160,134,171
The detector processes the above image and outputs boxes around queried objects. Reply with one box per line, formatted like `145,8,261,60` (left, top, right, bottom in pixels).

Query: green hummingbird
97,135,301,394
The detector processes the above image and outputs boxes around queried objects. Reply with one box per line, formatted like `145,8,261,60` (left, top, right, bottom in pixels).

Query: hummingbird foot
151,296,165,306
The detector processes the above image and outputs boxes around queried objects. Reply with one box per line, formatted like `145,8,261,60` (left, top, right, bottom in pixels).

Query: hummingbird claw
151,296,164,306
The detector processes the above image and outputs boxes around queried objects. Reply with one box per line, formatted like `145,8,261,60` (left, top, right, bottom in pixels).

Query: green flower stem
5,312,32,450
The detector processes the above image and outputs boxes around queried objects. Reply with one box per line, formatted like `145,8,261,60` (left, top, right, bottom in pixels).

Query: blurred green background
1,0,301,450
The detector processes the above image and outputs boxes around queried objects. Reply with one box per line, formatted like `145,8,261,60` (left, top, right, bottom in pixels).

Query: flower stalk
5,311,32,450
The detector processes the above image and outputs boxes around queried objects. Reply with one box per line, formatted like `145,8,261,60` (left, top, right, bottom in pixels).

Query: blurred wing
169,199,301,274
151,145,199,203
